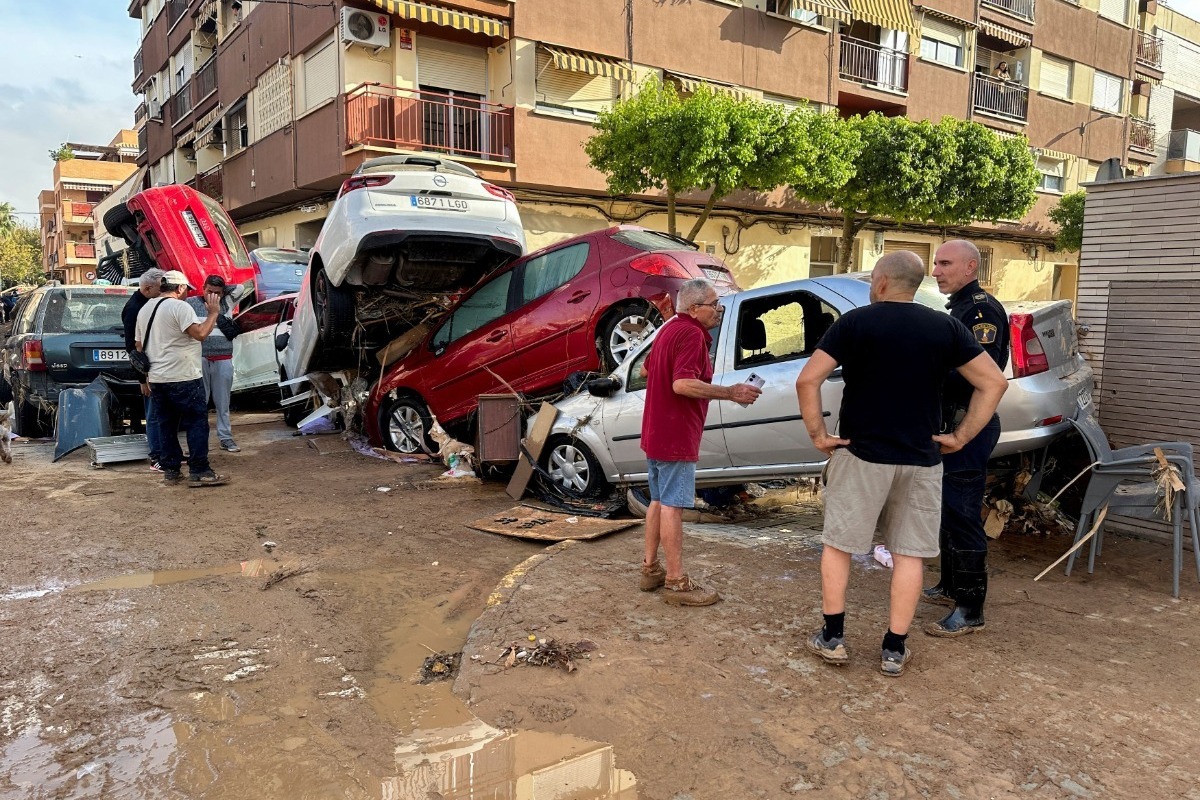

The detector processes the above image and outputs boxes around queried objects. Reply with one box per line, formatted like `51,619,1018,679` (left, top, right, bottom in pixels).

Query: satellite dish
1094,157,1123,183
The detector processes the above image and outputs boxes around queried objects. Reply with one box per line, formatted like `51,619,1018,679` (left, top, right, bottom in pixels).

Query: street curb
454,539,580,699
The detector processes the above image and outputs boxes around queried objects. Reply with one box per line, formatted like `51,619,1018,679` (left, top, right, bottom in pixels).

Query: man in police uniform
924,239,1010,637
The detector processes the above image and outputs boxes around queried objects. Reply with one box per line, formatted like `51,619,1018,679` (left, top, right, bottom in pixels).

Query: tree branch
685,190,722,242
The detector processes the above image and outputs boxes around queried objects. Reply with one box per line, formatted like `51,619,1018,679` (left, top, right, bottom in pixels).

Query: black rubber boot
925,551,987,638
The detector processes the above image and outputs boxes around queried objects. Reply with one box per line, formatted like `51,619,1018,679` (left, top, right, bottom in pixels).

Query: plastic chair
1066,407,1200,598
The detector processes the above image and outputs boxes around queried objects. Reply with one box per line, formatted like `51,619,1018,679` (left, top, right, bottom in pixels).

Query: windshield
200,194,252,270
40,290,131,333
612,230,698,253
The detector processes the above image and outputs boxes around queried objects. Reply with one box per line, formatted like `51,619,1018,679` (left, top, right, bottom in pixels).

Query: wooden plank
505,402,559,501
467,505,637,541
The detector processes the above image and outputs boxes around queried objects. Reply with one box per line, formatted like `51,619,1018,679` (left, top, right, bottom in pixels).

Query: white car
290,154,527,378
232,294,295,395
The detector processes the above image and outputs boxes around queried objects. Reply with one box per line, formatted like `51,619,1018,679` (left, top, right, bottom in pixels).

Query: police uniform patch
973,322,998,344
972,292,988,303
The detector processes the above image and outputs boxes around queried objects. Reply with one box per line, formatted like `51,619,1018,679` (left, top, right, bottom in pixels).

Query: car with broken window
0,285,142,437
537,274,1094,498
361,226,739,453
284,154,528,383
231,293,297,396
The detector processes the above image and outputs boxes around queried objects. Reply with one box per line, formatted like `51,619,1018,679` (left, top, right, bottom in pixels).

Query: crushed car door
232,297,294,393
715,287,845,468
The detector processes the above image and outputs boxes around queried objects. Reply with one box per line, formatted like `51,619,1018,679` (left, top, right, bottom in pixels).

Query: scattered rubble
496,637,599,672
418,651,462,684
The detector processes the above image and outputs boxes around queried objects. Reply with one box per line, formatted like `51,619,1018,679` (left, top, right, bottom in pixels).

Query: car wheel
541,435,609,499
12,395,47,439
102,202,137,245
382,395,435,454
599,303,662,372
313,266,355,350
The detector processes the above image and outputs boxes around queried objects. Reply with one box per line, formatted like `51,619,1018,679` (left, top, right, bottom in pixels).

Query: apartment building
38,132,140,285
1137,4,1200,174
129,0,1163,302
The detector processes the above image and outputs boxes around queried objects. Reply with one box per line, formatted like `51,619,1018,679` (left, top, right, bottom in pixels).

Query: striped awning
195,0,217,22
541,45,634,83
61,181,116,192
916,5,976,27
847,0,918,37
196,104,223,132
786,0,852,24
667,72,755,100
368,1,509,38
1035,146,1072,161
979,19,1031,48
178,128,197,147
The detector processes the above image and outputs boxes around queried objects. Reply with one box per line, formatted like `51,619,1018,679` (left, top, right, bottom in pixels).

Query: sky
0,1,140,223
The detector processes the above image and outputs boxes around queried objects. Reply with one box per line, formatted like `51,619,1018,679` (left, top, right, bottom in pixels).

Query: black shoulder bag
131,299,166,378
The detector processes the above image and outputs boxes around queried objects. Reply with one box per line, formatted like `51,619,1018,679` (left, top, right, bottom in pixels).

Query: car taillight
629,253,690,279
338,175,395,197
22,339,46,372
1010,313,1049,378
483,183,516,203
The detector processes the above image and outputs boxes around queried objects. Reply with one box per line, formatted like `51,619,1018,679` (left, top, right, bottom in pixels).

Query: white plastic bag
873,544,894,569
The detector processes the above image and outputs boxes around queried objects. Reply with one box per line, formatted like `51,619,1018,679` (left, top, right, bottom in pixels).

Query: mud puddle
0,559,299,600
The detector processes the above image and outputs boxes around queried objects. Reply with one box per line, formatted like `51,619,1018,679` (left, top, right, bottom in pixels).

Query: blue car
249,248,308,301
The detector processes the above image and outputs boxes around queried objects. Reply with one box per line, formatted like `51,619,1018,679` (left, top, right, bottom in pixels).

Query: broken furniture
1066,408,1200,598
476,394,522,463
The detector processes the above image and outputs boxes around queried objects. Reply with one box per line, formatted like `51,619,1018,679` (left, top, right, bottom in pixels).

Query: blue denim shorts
647,459,697,509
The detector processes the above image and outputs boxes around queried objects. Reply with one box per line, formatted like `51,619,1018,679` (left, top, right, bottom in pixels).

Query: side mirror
586,376,623,397
275,331,290,352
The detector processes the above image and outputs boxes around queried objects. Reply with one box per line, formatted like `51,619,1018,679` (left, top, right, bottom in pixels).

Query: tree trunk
666,189,677,236
685,191,721,243
837,210,869,274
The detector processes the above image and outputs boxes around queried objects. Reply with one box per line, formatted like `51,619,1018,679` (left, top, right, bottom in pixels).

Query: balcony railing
138,126,148,157
134,102,147,124
168,0,189,26
1130,117,1156,151
171,82,193,123
68,242,96,261
839,38,908,93
345,83,516,163
195,165,224,201
981,0,1035,21
70,202,96,220
194,56,217,104
973,75,1028,122
1136,32,1164,69
134,48,143,78
1167,129,1200,162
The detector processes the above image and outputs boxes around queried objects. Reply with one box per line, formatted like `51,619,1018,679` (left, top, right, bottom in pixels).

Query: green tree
792,114,1039,272
49,142,74,162
585,79,852,240
0,202,16,235
1048,190,1085,253
0,224,45,289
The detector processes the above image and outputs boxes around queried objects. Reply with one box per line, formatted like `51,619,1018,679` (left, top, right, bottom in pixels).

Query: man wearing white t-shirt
135,270,230,487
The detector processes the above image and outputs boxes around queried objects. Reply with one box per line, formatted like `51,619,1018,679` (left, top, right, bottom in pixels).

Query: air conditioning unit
341,7,390,48
148,101,163,121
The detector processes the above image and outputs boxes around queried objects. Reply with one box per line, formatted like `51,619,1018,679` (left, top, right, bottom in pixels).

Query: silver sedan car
540,275,1093,497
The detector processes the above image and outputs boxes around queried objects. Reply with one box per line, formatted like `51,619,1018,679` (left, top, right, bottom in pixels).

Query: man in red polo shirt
640,278,761,606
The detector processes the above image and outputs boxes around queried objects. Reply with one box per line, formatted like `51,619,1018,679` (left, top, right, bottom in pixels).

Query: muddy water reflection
384,719,637,799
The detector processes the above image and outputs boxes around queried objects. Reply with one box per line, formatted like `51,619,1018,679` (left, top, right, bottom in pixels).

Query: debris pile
496,637,598,672
419,651,462,683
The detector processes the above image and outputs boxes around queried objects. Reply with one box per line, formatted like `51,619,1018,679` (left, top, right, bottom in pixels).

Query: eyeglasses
693,300,722,310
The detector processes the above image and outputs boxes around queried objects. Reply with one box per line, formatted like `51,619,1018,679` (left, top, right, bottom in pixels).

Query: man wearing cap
122,268,166,468
187,275,242,453
135,270,229,487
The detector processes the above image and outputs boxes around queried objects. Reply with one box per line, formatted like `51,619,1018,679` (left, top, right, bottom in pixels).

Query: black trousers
937,416,1001,611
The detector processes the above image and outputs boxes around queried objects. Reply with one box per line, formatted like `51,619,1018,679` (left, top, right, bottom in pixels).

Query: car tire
102,202,138,245
12,396,47,439
313,266,355,351
540,434,609,499
599,303,662,372
381,394,435,455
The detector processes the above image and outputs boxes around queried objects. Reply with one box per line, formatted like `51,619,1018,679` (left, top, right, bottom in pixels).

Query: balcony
67,242,96,262
194,56,217,105
134,48,143,79
1129,117,1156,152
839,38,908,94
345,83,516,163
1166,129,1200,173
138,126,148,158
135,102,147,125
69,202,96,222
195,165,223,201
168,0,188,26
1136,32,1164,69
981,0,1035,21
973,75,1028,123
171,82,193,124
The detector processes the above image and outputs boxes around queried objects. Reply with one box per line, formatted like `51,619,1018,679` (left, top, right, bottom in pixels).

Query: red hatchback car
365,226,739,452
103,184,256,294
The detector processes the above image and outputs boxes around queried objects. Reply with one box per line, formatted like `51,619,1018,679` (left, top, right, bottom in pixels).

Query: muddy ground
2,411,1199,799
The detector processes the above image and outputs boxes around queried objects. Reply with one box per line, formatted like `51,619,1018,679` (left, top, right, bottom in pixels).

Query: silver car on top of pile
540,274,1094,497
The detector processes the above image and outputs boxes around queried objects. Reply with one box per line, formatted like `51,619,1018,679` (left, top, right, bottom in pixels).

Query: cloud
0,1,140,215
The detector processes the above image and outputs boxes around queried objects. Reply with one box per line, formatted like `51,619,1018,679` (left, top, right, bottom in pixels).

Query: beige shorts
821,448,943,558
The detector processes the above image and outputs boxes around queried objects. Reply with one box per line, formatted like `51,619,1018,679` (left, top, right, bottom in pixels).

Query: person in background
122,268,165,469
186,275,242,453
994,61,1012,81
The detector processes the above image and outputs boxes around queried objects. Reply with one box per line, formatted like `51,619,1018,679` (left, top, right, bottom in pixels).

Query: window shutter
418,38,488,95
535,50,619,112
1098,0,1128,23
302,41,338,112
1092,71,1121,112
883,240,931,268
1040,55,1071,98
922,18,964,47
254,59,291,139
